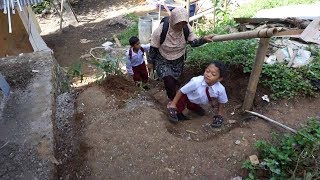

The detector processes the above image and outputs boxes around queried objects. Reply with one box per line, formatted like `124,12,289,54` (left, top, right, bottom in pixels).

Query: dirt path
37,0,320,178
71,75,319,179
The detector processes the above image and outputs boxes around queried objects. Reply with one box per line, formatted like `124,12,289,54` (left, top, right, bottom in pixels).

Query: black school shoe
168,108,190,122
211,115,224,128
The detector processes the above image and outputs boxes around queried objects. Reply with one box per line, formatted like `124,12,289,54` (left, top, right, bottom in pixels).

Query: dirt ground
38,0,320,179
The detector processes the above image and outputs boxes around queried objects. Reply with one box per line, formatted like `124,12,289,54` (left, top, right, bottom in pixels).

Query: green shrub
234,0,319,18
118,14,139,46
242,118,320,179
187,39,257,68
262,64,316,99
32,0,50,14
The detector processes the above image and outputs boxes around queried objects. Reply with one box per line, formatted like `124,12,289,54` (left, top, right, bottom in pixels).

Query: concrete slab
255,3,320,19
0,52,59,179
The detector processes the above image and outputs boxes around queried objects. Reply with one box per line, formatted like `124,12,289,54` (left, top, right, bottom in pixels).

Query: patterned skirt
154,52,185,80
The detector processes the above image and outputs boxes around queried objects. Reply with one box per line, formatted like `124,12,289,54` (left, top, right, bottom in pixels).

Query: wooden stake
113,34,122,47
245,110,297,134
213,0,216,29
59,0,64,31
242,38,270,111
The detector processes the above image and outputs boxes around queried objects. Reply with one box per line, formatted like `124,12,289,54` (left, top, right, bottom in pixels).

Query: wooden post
213,0,216,29
242,38,270,111
59,0,64,31
186,0,190,20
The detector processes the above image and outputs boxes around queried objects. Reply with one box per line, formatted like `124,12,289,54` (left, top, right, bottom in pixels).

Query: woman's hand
203,34,215,43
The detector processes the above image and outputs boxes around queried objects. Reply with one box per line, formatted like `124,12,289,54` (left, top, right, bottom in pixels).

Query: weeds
68,61,83,82
32,0,50,14
242,118,320,179
118,14,139,46
91,53,123,81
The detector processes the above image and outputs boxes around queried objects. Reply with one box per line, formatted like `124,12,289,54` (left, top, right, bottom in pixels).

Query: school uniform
126,44,150,83
177,75,228,113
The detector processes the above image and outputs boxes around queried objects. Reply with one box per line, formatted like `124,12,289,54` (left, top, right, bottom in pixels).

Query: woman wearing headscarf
147,7,215,106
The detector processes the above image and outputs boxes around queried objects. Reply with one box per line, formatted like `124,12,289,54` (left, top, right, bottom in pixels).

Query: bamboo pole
210,28,277,42
245,110,297,134
242,38,270,111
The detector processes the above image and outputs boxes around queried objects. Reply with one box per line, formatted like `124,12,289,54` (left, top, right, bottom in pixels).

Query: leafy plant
118,14,139,46
32,0,50,14
68,61,83,82
242,118,320,179
262,63,316,99
91,54,122,81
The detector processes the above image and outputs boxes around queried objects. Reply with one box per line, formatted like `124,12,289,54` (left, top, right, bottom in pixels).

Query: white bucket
147,12,162,33
138,16,152,44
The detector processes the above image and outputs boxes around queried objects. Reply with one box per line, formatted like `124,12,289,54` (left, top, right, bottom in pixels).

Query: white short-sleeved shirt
180,75,228,105
126,44,150,75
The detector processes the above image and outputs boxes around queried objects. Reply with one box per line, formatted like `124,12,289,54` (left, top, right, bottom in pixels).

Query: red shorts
132,62,148,83
176,94,201,113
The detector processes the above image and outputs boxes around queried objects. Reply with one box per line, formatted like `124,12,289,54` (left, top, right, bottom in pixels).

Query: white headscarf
150,7,197,60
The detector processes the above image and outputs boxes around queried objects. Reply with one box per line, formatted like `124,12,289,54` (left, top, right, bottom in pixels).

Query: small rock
231,176,243,180
190,166,195,174
165,167,174,174
228,120,236,124
249,155,259,165
235,140,241,145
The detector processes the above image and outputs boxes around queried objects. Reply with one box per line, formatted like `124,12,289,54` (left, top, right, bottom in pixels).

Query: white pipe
189,8,214,22
10,0,15,14
245,110,297,134
7,0,12,33
16,0,23,11
158,2,161,21
4,0,7,14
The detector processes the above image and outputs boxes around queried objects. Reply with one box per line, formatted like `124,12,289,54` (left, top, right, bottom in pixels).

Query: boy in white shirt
126,36,150,89
168,61,228,127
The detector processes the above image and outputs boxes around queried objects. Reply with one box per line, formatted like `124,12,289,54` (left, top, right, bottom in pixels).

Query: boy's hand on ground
168,103,177,109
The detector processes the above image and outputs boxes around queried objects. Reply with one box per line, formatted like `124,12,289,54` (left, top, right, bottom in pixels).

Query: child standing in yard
167,61,228,127
126,36,150,89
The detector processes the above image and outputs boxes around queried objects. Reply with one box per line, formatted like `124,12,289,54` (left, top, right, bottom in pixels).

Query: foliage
118,14,139,46
242,118,320,179
262,63,316,99
91,54,122,81
234,0,319,18
32,0,50,14
187,39,257,69
68,61,83,82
